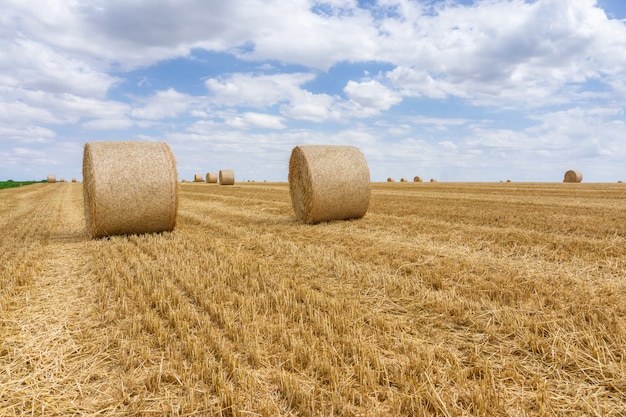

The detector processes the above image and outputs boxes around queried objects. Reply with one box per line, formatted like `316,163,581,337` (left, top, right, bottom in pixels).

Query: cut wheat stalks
219,170,235,185
194,173,203,182
82,141,178,238
563,170,583,183
288,145,370,224
206,173,218,183
413,176,423,182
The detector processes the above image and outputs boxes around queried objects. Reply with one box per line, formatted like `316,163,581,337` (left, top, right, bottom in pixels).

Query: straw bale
430,178,438,182
47,175,56,183
400,178,408,182
194,173,203,182
387,178,395,182
288,145,370,224
206,173,218,183
563,170,583,183
413,176,423,182
219,170,235,185
60,178,66,183
82,141,178,238
71,178,77,183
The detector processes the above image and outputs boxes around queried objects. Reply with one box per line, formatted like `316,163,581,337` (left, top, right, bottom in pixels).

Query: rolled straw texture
82,141,178,238
206,172,218,183
288,145,370,224
563,170,583,183
400,178,408,182
194,173,203,182
387,178,395,182
219,170,235,185
413,176,423,182
47,175,56,183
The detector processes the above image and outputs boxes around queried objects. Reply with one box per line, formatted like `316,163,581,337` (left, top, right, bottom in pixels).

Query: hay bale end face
413,176,423,182
400,178,408,182
194,173,203,182
206,172,218,183
563,170,583,183
82,141,178,238
387,177,395,182
288,145,370,224
47,175,56,183
219,170,235,185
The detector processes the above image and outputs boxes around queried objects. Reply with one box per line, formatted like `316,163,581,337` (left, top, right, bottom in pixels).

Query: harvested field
1,181,625,416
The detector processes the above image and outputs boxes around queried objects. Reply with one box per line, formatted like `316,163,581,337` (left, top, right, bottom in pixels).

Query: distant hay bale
506,179,512,182
387,177,395,182
618,180,624,184
288,145,370,224
400,178,408,182
71,178,77,183
219,170,235,185
60,178,66,183
206,173,218,183
413,176,423,182
563,170,583,183
194,173,203,182
82,141,178,238
47,175,56,183
430,178,438,182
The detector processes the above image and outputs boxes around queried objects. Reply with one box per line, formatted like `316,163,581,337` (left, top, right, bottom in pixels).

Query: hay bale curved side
413,176,423,182
387,178,395,182
47,175,56,183
206,172,218,183
288,145,370,224
82,141,178,238
563,170,583,183
194,173,203,182
219,170,235,185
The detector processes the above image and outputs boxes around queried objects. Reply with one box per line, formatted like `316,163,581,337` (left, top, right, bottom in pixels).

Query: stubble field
0,181,624,416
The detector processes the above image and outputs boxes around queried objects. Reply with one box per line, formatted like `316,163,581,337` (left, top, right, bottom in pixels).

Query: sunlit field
1,181,624,416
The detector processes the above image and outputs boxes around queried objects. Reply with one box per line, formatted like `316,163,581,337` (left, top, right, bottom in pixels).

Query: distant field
0,181,624,416
0,180,44,189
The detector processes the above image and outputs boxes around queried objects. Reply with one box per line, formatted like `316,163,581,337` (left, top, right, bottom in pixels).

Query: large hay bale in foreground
219,170,235,185
82,141,178,238
206,172,218,183
47,175,56,183
563,170,583,183
288,145,370,224
194,173,203,182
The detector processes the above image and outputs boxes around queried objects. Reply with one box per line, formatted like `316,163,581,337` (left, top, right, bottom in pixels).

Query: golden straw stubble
82,141,179,238
288,145,370,224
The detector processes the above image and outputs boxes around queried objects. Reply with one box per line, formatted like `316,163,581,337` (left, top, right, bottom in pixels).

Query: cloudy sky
2,0,626,182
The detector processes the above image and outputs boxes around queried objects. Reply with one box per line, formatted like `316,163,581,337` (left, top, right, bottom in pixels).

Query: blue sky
2,0,626,182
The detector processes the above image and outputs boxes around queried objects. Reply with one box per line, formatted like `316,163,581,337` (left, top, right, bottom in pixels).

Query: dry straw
194,173,203,182
413,176,423,182
430,178,438,182
71,178,77,183
219,170,235,185
206,172,218,183
47,175,56,183
563,170,583,183
387,178,395,182
82,141,178,238
400,178,408,182
288,145,370,224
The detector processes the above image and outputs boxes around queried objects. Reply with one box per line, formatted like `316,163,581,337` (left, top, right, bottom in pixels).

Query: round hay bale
60,178,66,183
47,175,56,183
413,176,423,182
430,178,438,182
288,145,370,224
618,180,624,184
82,141,178,238
563,170,583,183
71,178,77,183
193,173,203,182
206,172,218,183
387,177,395,182
219,170,235,185
400,178,408,182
